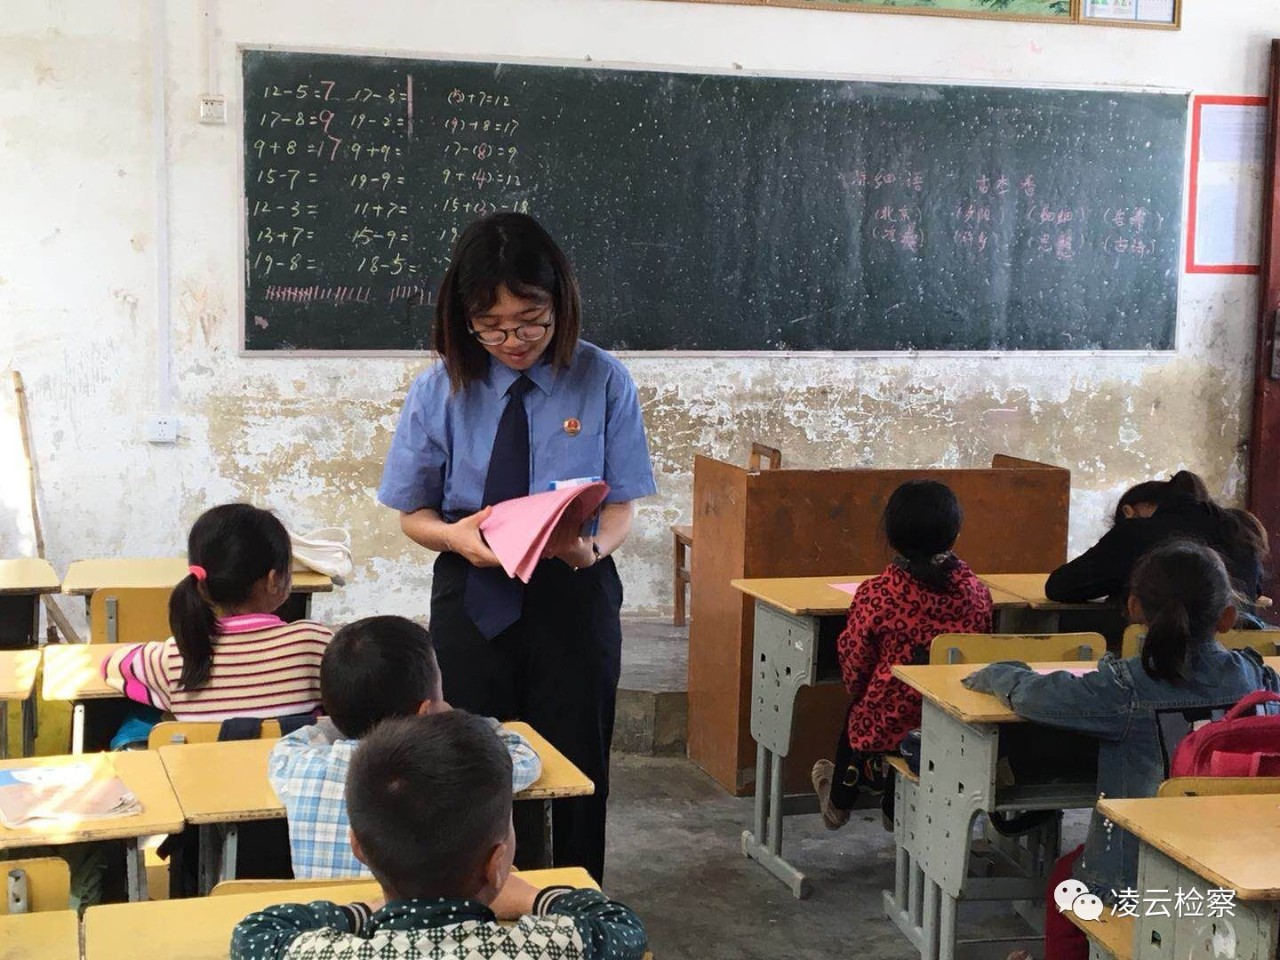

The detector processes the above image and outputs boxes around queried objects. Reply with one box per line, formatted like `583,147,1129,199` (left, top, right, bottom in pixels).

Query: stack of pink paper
480,481,610,582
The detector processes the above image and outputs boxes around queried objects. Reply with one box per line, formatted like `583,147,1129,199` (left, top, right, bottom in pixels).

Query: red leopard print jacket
838,559,993,752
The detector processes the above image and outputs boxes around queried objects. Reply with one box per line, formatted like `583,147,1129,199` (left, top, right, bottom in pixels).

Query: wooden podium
685,454,1070,795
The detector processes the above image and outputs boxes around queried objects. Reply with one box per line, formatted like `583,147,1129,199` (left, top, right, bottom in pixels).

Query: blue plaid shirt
268,717,542,879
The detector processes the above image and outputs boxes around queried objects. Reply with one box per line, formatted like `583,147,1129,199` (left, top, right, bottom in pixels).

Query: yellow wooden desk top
41,643,124,702
1097,793,1280,900
0,910,80,960
0,751,184,849
160,722,595,825
732,574,1028,617
894,657,1280,726
506,722,595,800
160,738,282,825
978,573,1109,611
83,868,599,960
0,651,41,702
62,557,333,595
0,559,60,596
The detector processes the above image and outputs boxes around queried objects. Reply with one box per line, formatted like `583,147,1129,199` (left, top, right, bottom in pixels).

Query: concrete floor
604,755,1088,960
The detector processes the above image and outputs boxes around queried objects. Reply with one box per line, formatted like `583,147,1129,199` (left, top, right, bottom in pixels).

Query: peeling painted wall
1,0,1271,624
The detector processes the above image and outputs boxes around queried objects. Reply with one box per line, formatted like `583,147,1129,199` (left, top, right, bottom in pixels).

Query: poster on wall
1186,96,1269,275
658,0,1072,24
1080,0,1179,25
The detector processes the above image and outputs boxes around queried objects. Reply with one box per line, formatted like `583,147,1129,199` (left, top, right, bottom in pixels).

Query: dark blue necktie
464,375,535,639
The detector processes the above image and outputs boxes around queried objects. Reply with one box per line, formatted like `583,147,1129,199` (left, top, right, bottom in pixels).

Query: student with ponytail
811,480,993,829
965,540,1279,960
102,503,332,720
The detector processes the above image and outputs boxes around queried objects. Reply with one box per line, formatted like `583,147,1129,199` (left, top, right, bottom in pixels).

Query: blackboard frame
235,43,1190,359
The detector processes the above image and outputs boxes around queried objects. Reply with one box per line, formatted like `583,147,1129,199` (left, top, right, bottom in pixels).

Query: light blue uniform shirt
378,340,657,520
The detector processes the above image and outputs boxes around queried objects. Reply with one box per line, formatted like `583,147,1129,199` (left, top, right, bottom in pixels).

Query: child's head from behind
884,480,962,558
347,711,514,903
322,616,443,739
169,503,292,690
883,481,964,592
1130,539,1236,683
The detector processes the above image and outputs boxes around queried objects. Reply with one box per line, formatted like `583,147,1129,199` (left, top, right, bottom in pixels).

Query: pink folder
480,481,611,583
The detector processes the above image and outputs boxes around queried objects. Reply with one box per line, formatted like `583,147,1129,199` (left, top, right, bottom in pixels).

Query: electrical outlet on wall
199,95,227,124
146,416,179,444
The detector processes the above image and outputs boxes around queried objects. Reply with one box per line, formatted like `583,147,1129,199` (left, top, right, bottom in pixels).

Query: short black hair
321,616,441,739
433,213,582,391
346,711,513,900
882,481,964,592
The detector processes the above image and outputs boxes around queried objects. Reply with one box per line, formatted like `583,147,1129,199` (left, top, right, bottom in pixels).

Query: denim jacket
963,646,1279,899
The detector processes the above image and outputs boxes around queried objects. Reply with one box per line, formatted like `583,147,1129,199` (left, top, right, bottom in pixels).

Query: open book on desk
0,761,141,828
481,481,610,583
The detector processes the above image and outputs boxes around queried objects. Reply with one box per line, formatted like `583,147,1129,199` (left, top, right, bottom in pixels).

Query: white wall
2,0,1274,625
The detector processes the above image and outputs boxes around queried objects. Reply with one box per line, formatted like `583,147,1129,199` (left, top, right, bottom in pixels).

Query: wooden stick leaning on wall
11,371,83,645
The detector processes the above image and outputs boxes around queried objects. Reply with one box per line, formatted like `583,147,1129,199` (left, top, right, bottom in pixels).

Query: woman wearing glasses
377,212,656,881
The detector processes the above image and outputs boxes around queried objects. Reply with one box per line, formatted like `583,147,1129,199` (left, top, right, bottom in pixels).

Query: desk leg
221,824,240,885
198,825,218,895
126,839,149,902
71,702,85,755
21,695,35,758
541,800,554,869
740,744,812,899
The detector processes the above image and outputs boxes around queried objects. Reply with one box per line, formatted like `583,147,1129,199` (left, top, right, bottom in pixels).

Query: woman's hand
446,507,502,568
543,517,596,569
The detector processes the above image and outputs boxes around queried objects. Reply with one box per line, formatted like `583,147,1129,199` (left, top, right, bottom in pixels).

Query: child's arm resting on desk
963,658,1132,740
100,641,174,711
488,718,542,792
536,887,648,960
230,900,374,960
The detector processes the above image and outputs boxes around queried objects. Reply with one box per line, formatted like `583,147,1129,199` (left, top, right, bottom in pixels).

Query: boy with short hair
233,711,647,960
268,616,541,879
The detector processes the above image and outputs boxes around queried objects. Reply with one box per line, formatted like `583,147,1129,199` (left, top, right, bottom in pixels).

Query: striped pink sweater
100,613,331,721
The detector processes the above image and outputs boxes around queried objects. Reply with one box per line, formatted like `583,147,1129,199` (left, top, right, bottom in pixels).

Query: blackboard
241,50,1187,352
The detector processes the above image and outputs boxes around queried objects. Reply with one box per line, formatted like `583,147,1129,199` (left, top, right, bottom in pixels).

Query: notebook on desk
0,763,141,828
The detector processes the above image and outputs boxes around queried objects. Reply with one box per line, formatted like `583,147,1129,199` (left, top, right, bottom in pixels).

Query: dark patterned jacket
231,887,647,960
838,559,993,752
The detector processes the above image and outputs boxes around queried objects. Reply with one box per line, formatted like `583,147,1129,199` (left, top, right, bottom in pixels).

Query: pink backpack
1169,690,1280,777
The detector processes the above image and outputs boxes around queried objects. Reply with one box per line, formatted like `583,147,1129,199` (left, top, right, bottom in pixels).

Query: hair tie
188,565,208,583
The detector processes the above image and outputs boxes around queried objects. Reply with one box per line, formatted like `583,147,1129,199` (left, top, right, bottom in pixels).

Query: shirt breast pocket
537,427,606,486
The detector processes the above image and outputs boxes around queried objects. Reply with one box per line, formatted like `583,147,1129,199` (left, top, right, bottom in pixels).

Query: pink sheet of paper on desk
830,582,863,598
1033,666,1097,677
480,482,610,583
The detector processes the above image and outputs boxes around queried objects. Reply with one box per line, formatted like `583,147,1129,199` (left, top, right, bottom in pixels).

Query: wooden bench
671,524,693,627
1066,905,1134,960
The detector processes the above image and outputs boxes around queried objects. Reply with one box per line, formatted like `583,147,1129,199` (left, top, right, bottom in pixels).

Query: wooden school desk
891,658,1280,960
0,751,184,902
890,662,1102,960
729,574,1030,898
82,867,599,960
0,651,41,761
159,722,594,891
0,559,60,758
0,909,80,960
61,557,334,632
1096,793,1280,960
978,573,1114,632
40,642,127,754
